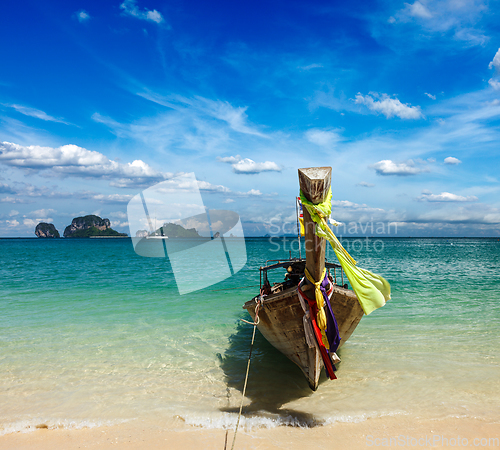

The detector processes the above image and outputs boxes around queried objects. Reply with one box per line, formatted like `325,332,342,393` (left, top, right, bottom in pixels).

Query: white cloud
217,155,281,174
76,10,90,23
371,159,427,176
109,211,128,219
453,28,488,47
417,191,478,202
223,198,235,203
88,193,133,203
405,1,433,19
23,218,47,228
425,92,436,100
0,182,16,194
195,97,268,138
354,93,423,119
30,208,56,217
6,219,19,228
233,159,281,174
444,156,462,165
196,180,231,193
2,103,69,124
0,141,165,184
305,128,342,147
299,63,324,70
217,155,241,164
0,196,32,204
9,210,19,216
110,220,129,229
392,0,488,47
357,181,375,187
245,189,262,196
489,48,500,71
488,79,500,90
120,0,164,24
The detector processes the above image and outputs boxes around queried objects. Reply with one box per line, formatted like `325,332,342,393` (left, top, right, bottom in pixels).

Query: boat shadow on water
217,316,334,427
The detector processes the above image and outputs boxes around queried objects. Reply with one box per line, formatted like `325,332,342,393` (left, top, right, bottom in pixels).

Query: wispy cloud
404,1,433,19
195,97,268,138
2,103,69,124
371,159,428,176
298,63,324,71
0,196,34,204
425,92,436,100
0,182,16,194
354,93,423,119
305,128,342,147
136,92,268,138
425,208,500,224
29,208,56,218
390,0,489,46
120,0,164,24
3,219,20,227
76,10,90,23
81,192,133,203
217,155,281,174
417,191,478,202
489,79,500,90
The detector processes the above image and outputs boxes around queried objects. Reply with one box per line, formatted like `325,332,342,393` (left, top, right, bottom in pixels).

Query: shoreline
1,416,499,449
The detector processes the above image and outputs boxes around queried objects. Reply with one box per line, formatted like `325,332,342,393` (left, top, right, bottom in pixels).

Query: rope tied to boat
304,267,329,349
230,295,263,450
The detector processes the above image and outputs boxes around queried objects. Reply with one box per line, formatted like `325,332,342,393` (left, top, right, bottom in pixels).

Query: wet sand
2,416,499,449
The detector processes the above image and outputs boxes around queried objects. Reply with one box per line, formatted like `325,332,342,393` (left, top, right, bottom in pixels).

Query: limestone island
63,215,128,238
136,222,202,238
35,222,60,238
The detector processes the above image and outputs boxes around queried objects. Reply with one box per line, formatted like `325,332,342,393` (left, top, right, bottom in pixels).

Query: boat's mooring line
230,295,263,450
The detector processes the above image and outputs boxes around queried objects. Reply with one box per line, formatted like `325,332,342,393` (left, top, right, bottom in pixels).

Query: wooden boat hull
243,283,364,390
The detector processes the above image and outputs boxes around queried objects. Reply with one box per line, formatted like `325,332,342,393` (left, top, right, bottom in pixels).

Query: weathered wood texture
243,283,364,389
244,289,320,389
298,167,332,204
298,167,332,283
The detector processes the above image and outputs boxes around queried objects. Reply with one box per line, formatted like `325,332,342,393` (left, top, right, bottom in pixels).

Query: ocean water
1,237,499,435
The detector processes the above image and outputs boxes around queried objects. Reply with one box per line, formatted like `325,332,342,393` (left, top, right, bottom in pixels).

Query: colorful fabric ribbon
300,188,391,315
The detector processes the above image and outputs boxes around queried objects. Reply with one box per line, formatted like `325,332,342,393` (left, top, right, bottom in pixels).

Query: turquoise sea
1,237,499,435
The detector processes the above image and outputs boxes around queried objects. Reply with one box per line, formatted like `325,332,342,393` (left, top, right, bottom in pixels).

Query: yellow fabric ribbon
300,188,391,315
304,266,329,349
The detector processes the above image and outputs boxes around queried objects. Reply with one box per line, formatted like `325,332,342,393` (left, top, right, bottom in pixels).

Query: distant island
35,222,60,238
136,222,202,238
34,215,128,238
64,215,127,238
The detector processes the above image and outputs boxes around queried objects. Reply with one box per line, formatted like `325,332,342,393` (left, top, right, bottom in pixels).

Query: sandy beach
2,417,499,449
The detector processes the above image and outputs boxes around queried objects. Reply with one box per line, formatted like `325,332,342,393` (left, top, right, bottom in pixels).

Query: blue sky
1,0,499,237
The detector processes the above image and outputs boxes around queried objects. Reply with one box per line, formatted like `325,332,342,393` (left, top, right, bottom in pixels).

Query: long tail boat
243,167,366,390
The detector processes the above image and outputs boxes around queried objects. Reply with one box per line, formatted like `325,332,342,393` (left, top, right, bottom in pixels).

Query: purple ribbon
320,274,341,355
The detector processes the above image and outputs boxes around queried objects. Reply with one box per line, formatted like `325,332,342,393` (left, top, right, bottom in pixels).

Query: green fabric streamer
300,188,391,315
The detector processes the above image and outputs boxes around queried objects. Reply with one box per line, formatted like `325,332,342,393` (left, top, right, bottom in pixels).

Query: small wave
180,409,411,431
0,418,131,436
181,412,322,430
324,410,409,425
